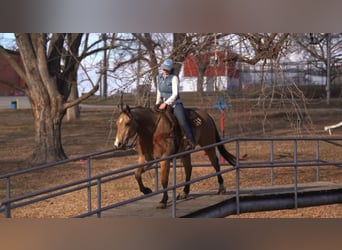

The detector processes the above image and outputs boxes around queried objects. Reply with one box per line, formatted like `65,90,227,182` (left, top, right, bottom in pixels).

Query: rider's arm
164,75,179,105
156,87,162,104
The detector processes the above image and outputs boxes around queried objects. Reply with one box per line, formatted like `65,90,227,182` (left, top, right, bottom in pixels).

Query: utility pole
102,33,108,97
326,33,331,105
137,40,141,88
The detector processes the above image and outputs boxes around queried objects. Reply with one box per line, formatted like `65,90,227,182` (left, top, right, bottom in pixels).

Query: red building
0,49,26,96
182,51,240,91
183,51,227,77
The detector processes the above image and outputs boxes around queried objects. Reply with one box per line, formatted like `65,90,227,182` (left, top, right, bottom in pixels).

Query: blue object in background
11,101,17,109
213,96,232,111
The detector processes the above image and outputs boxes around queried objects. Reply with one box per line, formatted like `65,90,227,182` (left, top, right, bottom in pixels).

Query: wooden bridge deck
97,182,342,218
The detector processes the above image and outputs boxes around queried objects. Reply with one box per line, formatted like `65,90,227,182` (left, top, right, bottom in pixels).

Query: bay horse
114,104,236,209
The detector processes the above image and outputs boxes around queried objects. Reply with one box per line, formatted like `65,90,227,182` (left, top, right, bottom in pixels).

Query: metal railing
1,136,341,218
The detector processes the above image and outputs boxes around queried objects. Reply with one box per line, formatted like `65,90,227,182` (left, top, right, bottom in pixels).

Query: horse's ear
117,103,124,112
124,104,130,113
118,103,130,113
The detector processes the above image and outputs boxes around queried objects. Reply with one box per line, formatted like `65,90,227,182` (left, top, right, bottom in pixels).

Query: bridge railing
0,146,136,218
0,136,341,218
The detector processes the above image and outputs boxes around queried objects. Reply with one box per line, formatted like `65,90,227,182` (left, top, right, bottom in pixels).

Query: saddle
184,108,203,127
153,104,203,151
154,104,203,129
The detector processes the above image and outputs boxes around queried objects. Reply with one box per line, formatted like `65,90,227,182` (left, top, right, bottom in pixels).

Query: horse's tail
208,115,236,166
215,130,236,166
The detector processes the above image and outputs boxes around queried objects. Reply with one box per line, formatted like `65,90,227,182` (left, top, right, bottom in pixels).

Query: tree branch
63,78,100,110
0,45,28,83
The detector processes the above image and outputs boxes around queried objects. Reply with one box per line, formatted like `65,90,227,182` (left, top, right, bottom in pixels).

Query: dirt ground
0,97,341,218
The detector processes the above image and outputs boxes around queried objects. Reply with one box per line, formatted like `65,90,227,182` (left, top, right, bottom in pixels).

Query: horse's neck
151,111,177,146
132,108,159,135
133,108,173,137
133,108,177,157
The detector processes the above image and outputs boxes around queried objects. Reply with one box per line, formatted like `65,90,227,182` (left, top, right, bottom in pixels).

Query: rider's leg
173,103,195,149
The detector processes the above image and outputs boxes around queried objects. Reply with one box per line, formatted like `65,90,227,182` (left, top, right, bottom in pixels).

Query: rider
156,58,195,150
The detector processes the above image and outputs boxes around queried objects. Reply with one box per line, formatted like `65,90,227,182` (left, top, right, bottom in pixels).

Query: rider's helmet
161,59,174,71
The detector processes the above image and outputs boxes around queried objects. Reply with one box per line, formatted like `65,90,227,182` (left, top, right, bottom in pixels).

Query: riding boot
184,136,195,150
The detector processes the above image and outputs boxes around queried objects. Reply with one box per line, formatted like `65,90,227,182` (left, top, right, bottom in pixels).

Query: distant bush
299,84,342,98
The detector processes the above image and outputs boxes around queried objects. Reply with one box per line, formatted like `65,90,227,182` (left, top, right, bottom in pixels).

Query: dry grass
0,97,341,218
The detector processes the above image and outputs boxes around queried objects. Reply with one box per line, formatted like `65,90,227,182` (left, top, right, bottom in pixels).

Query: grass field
0,95,341,218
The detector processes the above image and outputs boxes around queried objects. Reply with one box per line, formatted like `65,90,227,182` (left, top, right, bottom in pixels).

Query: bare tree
230,33,290,64
110,33,291,98
132,33,220,90
0,33,101,164
108,33,198,104
292,33,342,103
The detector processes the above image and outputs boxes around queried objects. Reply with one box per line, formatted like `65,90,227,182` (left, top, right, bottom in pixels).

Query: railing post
154,163,159,192
293,139,298,209
87,158,92,214
97,178,102,218
5,177,11,218
172,157,177,218
316,139,320,182
235,139,240,215
270,139,274,186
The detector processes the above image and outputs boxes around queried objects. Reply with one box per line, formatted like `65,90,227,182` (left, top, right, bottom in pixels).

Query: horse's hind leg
177,155,192,200
205,148,226,194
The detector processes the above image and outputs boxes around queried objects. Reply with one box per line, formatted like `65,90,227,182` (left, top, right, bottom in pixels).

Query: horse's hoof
217,189,226,195
177,192,188,200
142,187,152,194
156,202,167,209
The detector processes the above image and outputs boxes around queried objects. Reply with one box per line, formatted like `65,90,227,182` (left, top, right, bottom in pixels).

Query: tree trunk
197,71,204,93
66,69,80,121
15,33,68,164
2,33,100,165
31,102,66,163
27,86,67,164
66,92,80,121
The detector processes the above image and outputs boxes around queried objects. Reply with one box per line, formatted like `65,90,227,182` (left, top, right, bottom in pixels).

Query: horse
114,104,236,209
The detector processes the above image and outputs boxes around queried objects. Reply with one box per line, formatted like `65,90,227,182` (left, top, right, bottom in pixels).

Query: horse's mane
128,105,149,110
122,105,155,125
121,105,176,130
120,105,151,116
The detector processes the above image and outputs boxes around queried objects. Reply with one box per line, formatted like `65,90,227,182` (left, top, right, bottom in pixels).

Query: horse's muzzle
114,138,122,148
114,138,128,149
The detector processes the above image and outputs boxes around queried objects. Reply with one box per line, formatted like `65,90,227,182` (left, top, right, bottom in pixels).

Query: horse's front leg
157,160,170,209
135,155,152,194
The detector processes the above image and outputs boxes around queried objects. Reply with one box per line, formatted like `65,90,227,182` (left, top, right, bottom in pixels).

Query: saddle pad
185,109,203,127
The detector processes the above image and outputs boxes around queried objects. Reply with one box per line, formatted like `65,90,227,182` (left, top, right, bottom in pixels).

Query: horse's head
114,104,138,148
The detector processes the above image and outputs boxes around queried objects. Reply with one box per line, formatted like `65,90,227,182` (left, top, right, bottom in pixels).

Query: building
0,49,26,96
181,51,242,92
180,51,332,92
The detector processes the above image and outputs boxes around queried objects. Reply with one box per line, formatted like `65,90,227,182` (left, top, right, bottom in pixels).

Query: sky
0,33,15,49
